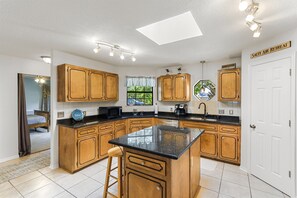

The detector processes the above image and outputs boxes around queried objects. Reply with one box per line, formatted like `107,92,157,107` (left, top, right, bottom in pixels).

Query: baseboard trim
0,155,19,163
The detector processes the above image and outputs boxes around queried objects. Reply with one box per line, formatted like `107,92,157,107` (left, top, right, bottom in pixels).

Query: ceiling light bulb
120,53,125,60
93,44,100,53
247,21,259,31
131,56,136,62
239,0,249,11
109,48,114,56
246,14,254,22
253,27,261,38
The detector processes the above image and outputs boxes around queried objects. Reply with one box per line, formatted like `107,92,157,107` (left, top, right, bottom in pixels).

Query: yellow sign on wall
250,41,291,59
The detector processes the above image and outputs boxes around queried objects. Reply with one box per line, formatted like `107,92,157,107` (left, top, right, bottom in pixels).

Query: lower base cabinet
77,134,98,168
218,134,240,163
200,131,217,158
126,169,166,198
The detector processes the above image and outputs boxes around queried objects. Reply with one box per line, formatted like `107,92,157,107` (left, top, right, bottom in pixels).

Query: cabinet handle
156,185,161,191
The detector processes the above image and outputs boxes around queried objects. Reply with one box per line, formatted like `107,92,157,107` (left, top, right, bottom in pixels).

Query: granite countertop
109,125,204,159
57,112,241,128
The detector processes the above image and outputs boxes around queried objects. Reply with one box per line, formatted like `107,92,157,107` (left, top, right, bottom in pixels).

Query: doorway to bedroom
23,74,51,154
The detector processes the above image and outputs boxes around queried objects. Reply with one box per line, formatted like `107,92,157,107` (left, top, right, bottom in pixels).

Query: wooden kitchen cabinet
157,73,191,102
114,120,127,138
57,64,119,102
126,169,166,198
179,121,241,164
128,118,154,133
105,73,119,101
58,64,89,102
98,123,114,159
89,70,105,101
218,68,241,101
59,125,99,173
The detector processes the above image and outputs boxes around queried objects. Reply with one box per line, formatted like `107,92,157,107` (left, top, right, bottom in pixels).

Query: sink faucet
198,102,207,117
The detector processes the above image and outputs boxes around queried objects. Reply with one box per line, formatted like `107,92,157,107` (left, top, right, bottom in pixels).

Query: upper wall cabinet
157,73,191,102
57,64,119,102
218,68,241,102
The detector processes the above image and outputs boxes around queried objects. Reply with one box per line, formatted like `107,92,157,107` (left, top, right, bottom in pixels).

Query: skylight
136,11,203,45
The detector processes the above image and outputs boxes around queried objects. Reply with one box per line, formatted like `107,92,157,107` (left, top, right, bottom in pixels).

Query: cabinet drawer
219,125,239,134
98,123,114,133
126,152,166,176
181,121,218,132
130,119,152,125
77,126,98,138
115,120,125,127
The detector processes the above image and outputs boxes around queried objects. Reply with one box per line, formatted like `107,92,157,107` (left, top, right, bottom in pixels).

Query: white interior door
250,58,291,194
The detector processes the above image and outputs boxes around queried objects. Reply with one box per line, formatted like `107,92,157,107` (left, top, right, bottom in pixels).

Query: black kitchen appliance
174,104,188,116
99,106,122,119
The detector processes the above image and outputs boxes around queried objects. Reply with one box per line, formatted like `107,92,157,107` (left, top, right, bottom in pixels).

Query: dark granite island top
109,125,204,159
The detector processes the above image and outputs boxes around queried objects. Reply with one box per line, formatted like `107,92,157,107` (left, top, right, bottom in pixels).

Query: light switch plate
57,112,64,118
229,110,234,115
218,109,225,114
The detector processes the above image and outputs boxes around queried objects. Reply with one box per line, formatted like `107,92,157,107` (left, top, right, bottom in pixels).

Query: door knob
250,124,256,129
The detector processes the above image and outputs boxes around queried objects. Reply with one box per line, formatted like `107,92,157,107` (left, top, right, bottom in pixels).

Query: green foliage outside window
127,86,153,106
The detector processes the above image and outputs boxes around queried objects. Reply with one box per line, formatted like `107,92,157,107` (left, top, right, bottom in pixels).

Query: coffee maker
174,104,188,116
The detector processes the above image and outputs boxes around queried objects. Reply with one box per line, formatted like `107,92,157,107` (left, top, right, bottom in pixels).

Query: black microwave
98,106,122,119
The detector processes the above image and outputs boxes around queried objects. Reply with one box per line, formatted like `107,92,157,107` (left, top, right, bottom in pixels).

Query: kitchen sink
187,116,218,122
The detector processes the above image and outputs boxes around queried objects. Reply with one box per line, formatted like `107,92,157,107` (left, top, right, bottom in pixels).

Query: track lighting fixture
93,44,100,53
109,48,114,56
120,52,125,60
93,41,136,62
239,0,263,38
239,0,249,11
253,26,261,38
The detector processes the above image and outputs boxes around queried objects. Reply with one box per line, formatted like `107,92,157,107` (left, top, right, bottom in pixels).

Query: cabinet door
129,126,142,133
89,70,105,101
77,135,98,168
67,66,88,101
99,131,114,158
218,69,240,101
173,74,187,101
126,169,165,198
161,75,173,100
218,134,239,163
105,73,119,101
200,131,217,158
114,127,126,138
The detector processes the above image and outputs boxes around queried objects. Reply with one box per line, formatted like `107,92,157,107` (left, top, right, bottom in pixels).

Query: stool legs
117,156,122,197
103,156,112,198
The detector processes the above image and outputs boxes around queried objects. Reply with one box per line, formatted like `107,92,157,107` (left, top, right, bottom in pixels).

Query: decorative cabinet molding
218,68,241,102
157,73,191,102
57,64,118,102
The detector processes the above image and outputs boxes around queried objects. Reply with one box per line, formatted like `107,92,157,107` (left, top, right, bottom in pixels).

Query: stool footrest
110,175,117,180
111,166,118,171
108,181,117,188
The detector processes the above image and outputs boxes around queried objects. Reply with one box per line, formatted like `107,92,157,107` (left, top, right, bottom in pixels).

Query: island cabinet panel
98,123,114,159
190,139,201,198
89,70,105,101
128,118,154,133
218,68,241,102
126,169,166,198
179,121,241,165
59,125,99,173
57,64,119,102
157,73,191,102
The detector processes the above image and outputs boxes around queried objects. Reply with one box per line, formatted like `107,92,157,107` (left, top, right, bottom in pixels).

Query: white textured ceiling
0,0,297,67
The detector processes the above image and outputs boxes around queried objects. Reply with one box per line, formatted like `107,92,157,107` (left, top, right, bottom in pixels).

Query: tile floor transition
0,157,289,198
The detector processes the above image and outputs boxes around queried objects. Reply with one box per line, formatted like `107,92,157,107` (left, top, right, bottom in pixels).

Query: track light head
109,48,114,56
247,21,259,31
253,26,261,38
131,55,136,62
93,44,100,53
239,0,249,11
120,52,125,60
245,3,259,22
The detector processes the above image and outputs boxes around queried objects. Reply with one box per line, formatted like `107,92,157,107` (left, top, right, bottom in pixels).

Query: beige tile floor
0,157,289,198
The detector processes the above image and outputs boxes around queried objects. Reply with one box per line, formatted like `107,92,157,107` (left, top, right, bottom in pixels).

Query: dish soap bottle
154,103,158,115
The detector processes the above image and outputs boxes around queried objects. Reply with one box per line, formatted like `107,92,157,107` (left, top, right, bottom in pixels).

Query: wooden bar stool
103,146,123,198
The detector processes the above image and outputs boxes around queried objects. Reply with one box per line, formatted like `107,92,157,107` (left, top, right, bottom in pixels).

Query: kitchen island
109,125,204,198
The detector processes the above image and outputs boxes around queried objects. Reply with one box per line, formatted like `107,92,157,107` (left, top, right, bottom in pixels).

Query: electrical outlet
229,110,234,115
83,111,87,116
57,112,64,118
170,107,173,112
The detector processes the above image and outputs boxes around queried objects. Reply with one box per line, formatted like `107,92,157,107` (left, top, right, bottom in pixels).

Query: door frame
246,52,296,197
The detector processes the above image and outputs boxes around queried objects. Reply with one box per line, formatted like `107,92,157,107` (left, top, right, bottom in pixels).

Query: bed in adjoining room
27,110,50,131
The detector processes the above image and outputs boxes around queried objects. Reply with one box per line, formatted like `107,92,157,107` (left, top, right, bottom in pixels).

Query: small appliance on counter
71,109,84,121
99,106,122,119
174,104,188,116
